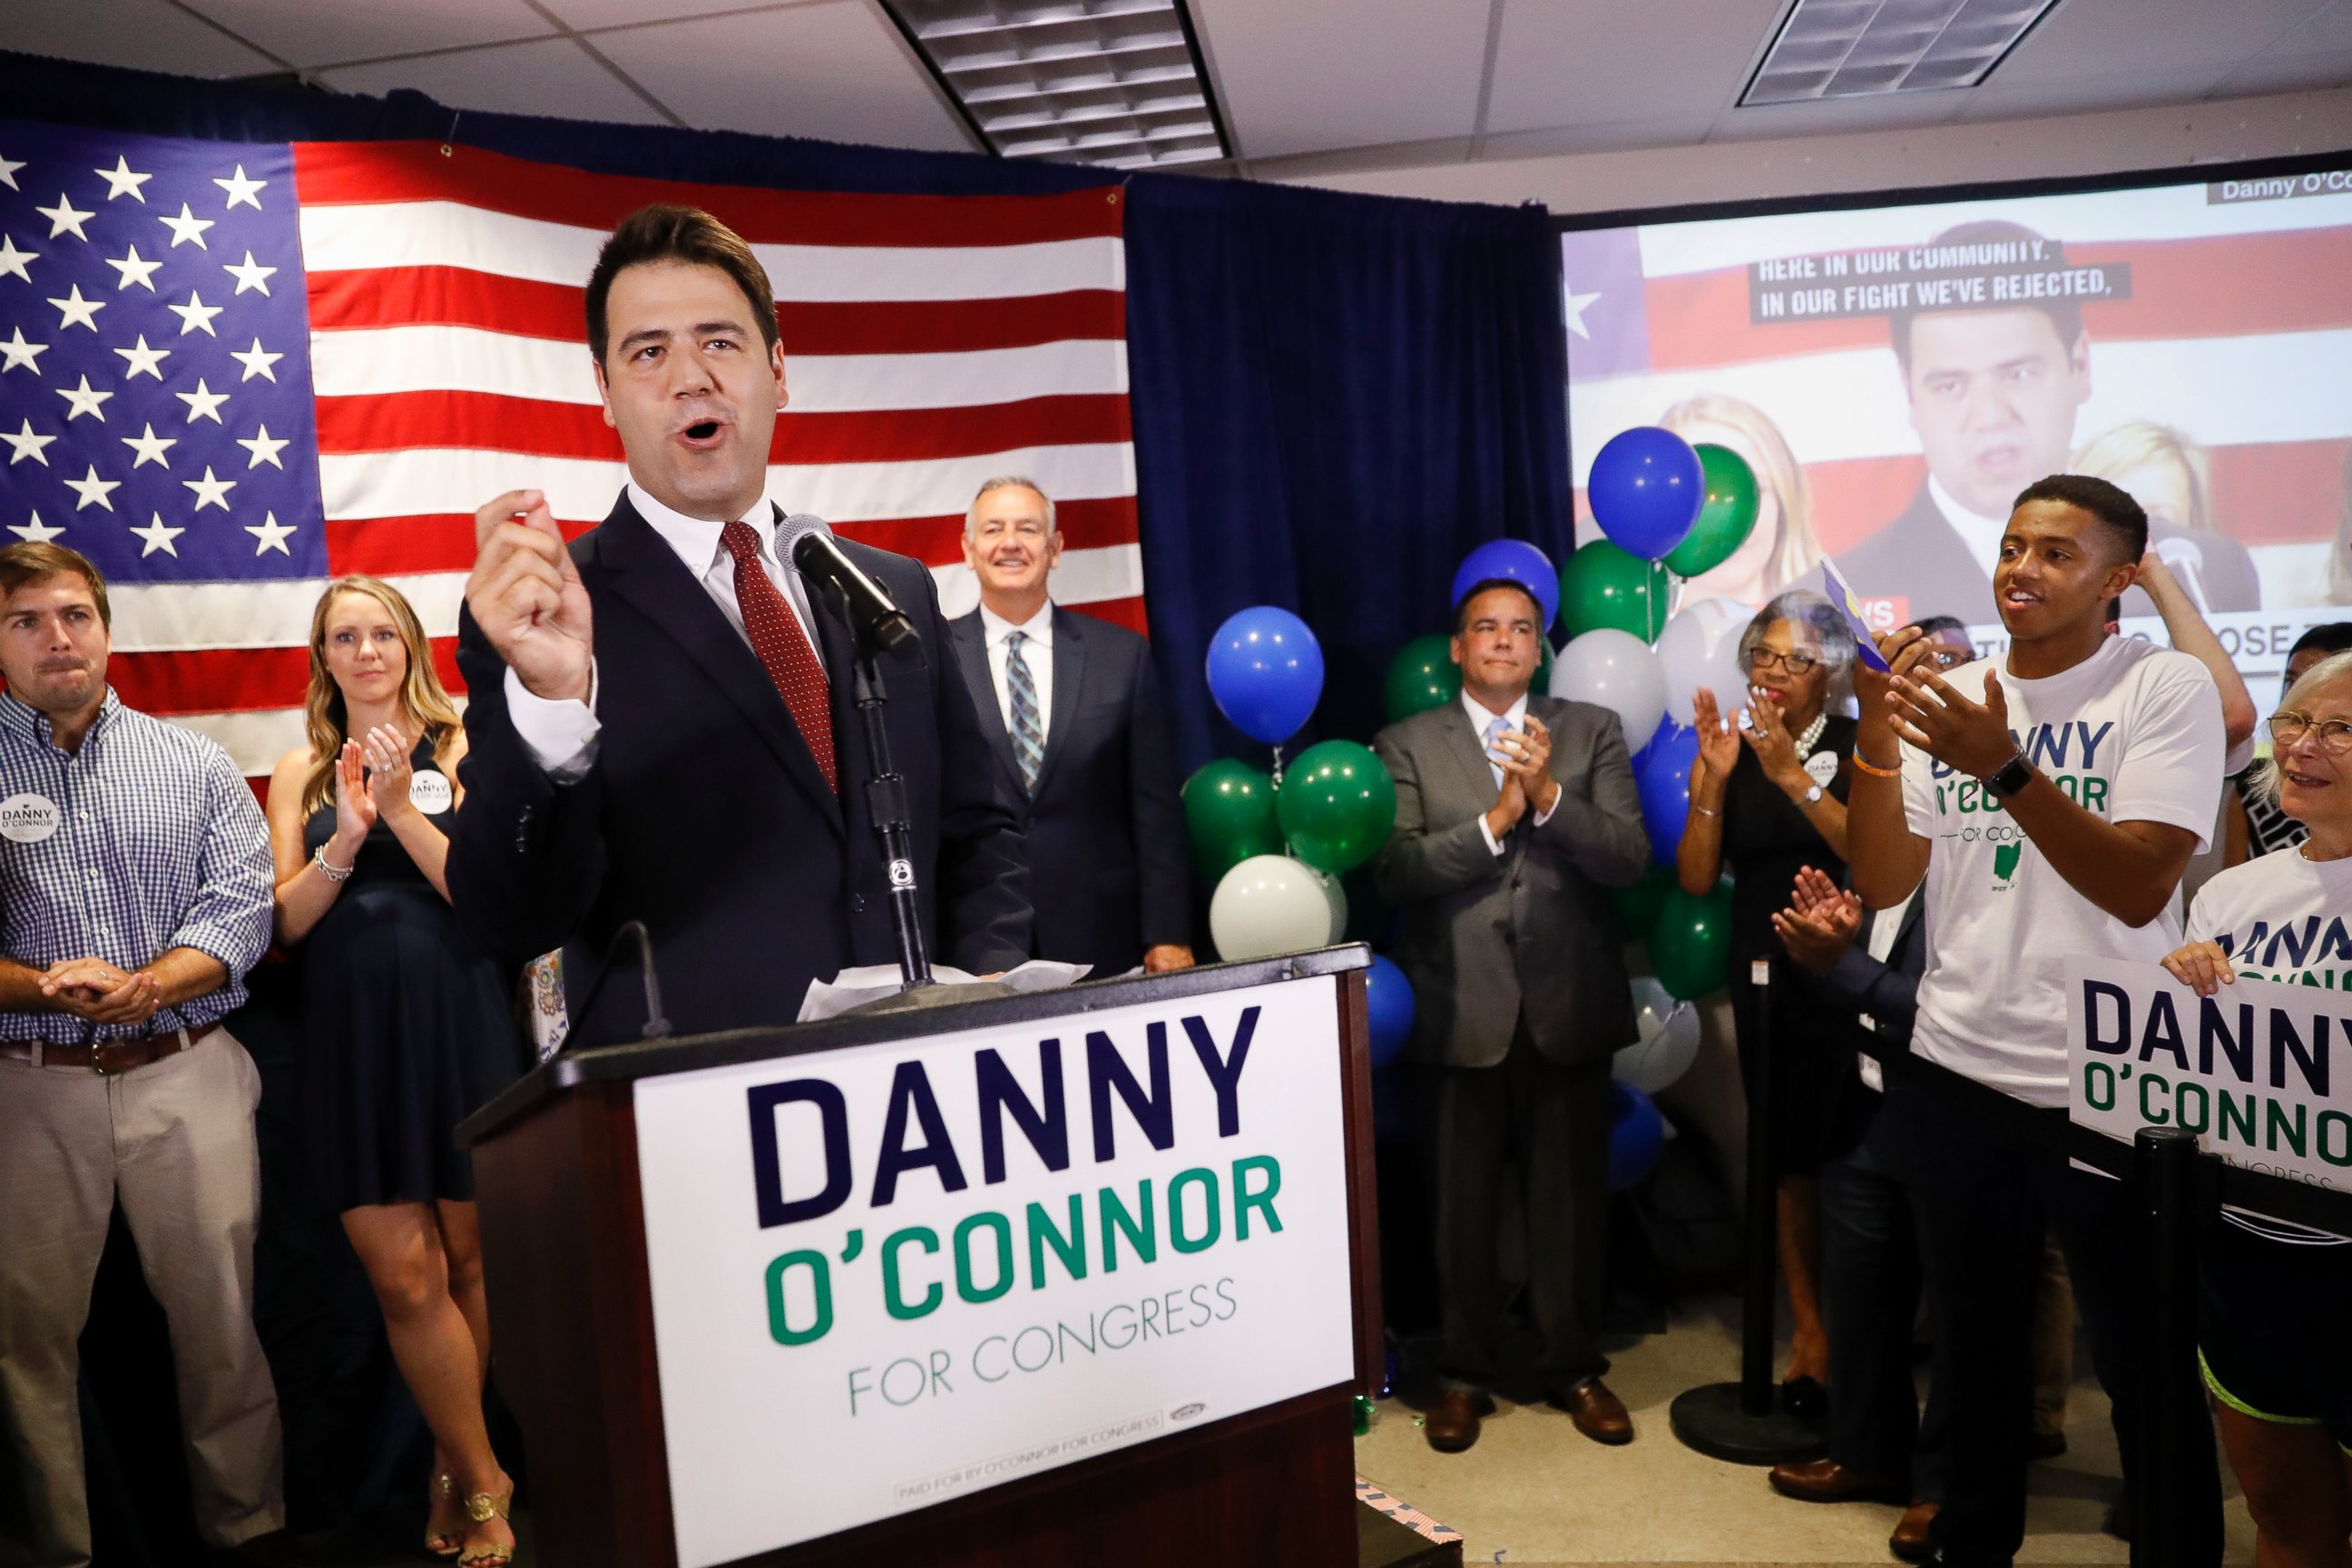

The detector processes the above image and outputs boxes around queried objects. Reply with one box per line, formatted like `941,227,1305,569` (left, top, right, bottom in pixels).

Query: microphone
775,513,917,653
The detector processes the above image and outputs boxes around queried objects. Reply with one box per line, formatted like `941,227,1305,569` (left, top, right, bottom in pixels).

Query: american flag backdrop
0,119,1140,780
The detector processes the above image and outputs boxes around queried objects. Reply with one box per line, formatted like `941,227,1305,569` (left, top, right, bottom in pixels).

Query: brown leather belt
0,1022,223,1075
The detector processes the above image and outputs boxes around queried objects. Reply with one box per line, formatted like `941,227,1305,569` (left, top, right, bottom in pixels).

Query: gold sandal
457,1484,515,1568
426,1472,464,1560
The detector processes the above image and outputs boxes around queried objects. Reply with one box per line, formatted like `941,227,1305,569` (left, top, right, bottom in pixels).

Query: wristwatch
1800,782,1823,804
1981,751,2033,799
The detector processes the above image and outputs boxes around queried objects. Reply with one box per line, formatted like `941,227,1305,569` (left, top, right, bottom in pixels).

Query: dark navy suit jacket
945,605,1188,977
448,493,1032,1044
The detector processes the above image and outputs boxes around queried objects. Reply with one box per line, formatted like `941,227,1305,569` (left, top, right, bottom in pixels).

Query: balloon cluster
1187,608,1398,968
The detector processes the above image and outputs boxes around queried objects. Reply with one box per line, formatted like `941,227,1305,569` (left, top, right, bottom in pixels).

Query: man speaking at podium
448,206,1030,1044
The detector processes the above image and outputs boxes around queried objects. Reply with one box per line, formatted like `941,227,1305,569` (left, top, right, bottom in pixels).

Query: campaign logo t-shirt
2186,848,2352,1243
1903,635,2225,1107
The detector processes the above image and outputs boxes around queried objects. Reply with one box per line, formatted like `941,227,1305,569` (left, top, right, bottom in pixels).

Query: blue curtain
0,51,1572,765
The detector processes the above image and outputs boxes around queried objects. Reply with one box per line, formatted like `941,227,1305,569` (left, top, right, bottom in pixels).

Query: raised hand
2161,938,2237,997
1889,667,2016,778
1769,865,1862,975
360,724,416,823
467,489,592,702
1744,691,1804,785
1692,685,1740,779
1494,715,1560,813
333,740,377,853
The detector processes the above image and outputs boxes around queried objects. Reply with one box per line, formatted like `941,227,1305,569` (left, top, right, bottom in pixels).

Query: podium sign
632,974,1356,1568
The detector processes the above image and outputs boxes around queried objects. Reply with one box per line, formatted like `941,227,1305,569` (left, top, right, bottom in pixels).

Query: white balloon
1655,595,1754,733
1317,867,1349,944
1549,628,1667,750
1210,854,1338,961
1612,975,1702,1094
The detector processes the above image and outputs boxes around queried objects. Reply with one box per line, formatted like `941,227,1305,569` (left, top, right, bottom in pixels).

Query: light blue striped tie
1485,715,1509,792
1006,630,1044,794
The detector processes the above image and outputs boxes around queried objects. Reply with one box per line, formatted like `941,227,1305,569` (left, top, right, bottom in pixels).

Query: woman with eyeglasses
1679,590,1861,1411
2225,623,2352,866
2161,650,2352,1568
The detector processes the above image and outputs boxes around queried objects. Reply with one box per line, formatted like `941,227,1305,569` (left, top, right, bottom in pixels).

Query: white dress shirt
978,600,1054,747
1856,889,1915,1093
1926,475,2012,579
505,482,827,778
1461,689,1557,856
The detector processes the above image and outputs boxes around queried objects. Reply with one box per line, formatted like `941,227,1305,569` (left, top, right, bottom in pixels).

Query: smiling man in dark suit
946,477,1191,978
448,205,1030,1044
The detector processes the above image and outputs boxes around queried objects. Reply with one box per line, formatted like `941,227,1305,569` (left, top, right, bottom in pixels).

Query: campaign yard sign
2067,955,2352,1213
632,974,1357,1568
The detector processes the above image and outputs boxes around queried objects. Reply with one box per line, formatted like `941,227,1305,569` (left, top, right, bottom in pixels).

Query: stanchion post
2132,1125,2201,1568
1738,957,1778,1419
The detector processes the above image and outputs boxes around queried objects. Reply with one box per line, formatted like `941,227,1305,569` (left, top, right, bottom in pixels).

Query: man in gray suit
1374,577,1650,1454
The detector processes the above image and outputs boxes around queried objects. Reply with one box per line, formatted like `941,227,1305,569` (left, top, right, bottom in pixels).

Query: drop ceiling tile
1984,0,2326,86
6,0,282,77
1485,0,1785,136
1956,63,2237,121
1190,0,1488,160
2261,0,2352,51
315,36,672,127
188,0,554,69
1714,85,1972,141
2219,44,2352,95
590,1,972,152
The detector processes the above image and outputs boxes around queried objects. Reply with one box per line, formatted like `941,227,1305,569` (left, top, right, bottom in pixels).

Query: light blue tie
1005,630,1044,794
1484,715,1509,792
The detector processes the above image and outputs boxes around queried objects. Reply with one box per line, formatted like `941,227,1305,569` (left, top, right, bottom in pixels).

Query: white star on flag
236,425,289,469
9,512,64,544
121,423,176,468
2,420,55,466
0,154,24,191
175,378,229,424
64,465,121,511
214,166,265,211
34,194,93,240
181,465,235,511
229,337,281,382
113,335,171,380
0,328,47,373
48,284,104,332
105,244,162,292
0,235,34,283
56,376,112,422
93,156,153,202
157,203,213,249
1562,279,1602,342
130,512,184,556
221,251,276,296
246,511,296,556
168,290,222,337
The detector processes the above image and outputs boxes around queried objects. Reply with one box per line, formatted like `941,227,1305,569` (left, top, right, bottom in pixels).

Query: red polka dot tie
721,519,837,792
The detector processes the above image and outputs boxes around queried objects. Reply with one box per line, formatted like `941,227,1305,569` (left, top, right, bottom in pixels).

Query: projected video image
1564,171,2352,676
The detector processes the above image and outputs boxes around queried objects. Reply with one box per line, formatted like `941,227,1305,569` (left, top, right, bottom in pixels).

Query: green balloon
1278,740,1398,875
1662,444,1761,579
1651,878,1734,1001
1182,760,1282,883
1610,863,1676,939
1560,540,1670,641
1384,633,1462,722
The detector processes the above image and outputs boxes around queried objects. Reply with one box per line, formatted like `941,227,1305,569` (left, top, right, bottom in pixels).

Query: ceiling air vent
1740,0,2063,105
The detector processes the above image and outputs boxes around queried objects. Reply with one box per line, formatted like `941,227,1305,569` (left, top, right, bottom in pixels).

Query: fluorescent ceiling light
880,0,1230,170
1740,0,2063,105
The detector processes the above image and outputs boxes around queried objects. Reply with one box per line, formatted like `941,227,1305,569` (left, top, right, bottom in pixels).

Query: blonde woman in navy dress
265,576,521,1567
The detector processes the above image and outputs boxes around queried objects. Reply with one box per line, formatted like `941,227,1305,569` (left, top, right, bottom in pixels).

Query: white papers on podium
795,959,1091,1023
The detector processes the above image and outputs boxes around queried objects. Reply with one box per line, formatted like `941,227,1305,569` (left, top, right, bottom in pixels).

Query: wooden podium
456,946,1380,1568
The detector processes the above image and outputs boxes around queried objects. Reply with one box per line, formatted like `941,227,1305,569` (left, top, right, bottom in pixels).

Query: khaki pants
0,1030,283,1568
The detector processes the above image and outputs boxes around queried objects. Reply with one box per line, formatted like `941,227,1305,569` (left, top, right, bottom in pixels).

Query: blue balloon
1365,955,1416,1070
1633,721,1699,866
1450,539,1560,632
1588,426,1704,561
1204,607,1325,745
1608,1082,1665,1191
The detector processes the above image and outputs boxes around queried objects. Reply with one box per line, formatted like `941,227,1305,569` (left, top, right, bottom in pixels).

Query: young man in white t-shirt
1847,474,2226,1567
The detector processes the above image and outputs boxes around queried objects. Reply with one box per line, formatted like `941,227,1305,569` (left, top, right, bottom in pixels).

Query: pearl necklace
1793,710,1828,755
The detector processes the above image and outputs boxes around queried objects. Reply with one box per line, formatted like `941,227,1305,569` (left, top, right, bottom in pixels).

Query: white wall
1265,85,2352,215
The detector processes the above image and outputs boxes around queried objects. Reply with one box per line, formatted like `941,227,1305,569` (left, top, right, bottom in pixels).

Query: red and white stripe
113,142,1139,776
1568,186,2352,594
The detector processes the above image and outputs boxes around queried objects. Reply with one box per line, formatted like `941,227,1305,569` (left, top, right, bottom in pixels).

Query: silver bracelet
312,843,355,884
1691,804,1720,818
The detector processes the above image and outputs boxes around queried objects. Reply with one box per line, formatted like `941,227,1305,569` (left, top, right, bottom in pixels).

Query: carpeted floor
1351,1293,2259,1566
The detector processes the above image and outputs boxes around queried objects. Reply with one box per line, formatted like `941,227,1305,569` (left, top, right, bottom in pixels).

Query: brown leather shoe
1553,1377,1633,1445
1423,1388,1484,1453
1889,1499,1938,1562
1767,1457,1908,1504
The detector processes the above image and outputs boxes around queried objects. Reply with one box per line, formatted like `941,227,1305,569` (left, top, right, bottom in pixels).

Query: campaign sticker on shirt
1803,750,1841,788
0,792,60,843
408,770,454,815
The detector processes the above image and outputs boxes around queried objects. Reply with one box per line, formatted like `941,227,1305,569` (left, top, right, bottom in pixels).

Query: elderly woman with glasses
1679,590,1863,1409
2161,651,2352,1568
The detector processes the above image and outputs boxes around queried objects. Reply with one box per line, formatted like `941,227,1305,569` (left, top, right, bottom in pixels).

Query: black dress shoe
1780,1375,1826,1417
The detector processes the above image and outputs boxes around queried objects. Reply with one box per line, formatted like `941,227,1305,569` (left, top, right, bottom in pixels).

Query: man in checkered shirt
0,542,283,1566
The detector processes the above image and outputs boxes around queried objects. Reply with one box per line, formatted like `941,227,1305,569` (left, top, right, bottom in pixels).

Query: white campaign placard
632,975,1357,1568
2067,954,2352,1209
